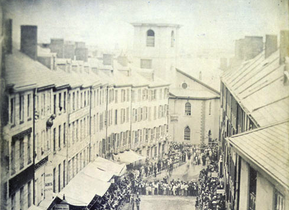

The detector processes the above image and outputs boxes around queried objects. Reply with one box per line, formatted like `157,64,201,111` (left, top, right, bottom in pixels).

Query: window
27,94,31,119
275,190,284,210
53,168,56,193
132,90,135,102
156,127,160,139
20,95,24,122
141,59,152,69
185,102,191,115
84,92,87,106
58,164,61,192
64,92,66,112
154,90,157,100
148,107,151,121
63,123,66,146
142,89,148,100
249,166,257,210
184,126,190,141
28,181,32,207
53,128,56,152
115,90,118,103
209,101,212,115
126,108,129,122
20,138,24,169
63,160,66,187
28,134,31,163
146,29,155,47
182,83,188,89
121,89,126,102
143,107,147,120
11,141,15,174
58,93,62,113
54,94,57,114
121,109,126,124
11,193,15,210
138,107,142,122
127,89,130,102
10,97,15,124
115,110,118,125
171,31,175,47
58,125,61,149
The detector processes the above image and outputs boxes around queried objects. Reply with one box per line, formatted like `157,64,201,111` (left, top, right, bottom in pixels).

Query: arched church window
185,102,191,116
184,126,190,141
147,30,155,47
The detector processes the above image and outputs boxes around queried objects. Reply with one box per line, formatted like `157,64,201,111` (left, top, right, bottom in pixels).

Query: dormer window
146,30,155,47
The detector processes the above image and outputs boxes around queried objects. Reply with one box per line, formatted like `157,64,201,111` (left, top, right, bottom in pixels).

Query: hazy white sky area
4,0,289,54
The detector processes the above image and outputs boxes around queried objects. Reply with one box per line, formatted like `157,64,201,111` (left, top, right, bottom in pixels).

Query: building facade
220,32,289,210
169,69,220,145
1,22,170,210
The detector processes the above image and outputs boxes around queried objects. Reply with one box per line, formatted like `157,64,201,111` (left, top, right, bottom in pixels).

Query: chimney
21,25,38,60
220,58,227,70
243,36,263,60
280,30,289,64
117,56,128,66
103,54,112,65
265,35,278,59
4,19,12,54
50,38,64,58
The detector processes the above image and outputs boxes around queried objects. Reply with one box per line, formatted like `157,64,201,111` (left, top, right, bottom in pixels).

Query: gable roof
221,49,289,127
176,68,220,95
227,121,289,190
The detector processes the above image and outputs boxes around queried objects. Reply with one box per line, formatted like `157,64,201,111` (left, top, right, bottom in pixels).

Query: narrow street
121,162,205,210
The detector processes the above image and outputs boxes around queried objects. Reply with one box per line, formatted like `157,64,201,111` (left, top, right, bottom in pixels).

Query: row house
220,31,289,210
1,22,170,210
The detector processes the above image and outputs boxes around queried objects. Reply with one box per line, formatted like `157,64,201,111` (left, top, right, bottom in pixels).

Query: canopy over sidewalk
41,158,127,207
94,157,127,176
114,150,146,165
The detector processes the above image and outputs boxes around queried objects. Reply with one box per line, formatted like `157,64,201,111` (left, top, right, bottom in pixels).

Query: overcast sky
4,0,289,54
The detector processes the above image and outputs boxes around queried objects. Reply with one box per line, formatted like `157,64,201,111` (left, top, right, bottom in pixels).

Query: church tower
131,22,181,85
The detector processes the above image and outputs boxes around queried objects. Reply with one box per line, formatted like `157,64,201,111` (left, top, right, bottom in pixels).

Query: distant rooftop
131,20,181,28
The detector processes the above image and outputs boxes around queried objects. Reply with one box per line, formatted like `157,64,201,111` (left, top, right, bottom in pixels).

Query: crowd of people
90,142,223,210
195,160,225,209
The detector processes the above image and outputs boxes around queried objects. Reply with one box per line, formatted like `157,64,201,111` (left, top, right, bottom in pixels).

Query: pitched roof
5,49,101,92
221,50,289,126
170,88,220,100
228,121,289,190
176,68,220,95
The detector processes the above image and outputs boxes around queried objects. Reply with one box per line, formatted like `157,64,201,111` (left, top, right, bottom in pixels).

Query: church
130,22,220,146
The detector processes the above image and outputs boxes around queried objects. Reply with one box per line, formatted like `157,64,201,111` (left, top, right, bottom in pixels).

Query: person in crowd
135,195,141,210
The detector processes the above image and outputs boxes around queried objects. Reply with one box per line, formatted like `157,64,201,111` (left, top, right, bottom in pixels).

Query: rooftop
227,121,289,190
221,50,289,126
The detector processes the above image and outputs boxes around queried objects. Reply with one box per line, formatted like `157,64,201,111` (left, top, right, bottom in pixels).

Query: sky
4,0,289,54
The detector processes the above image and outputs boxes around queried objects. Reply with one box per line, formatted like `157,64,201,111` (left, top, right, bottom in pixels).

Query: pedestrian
136,195,141,210
131,194,135,210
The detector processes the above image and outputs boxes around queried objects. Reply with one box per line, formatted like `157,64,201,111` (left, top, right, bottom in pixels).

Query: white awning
94,157,127,176
58,161,113,206
114,150,146,165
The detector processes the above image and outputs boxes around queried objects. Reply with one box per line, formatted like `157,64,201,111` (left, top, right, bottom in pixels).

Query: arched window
184,126,190,141
185,102,191,115
146,30,155,47
171,31,174,47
